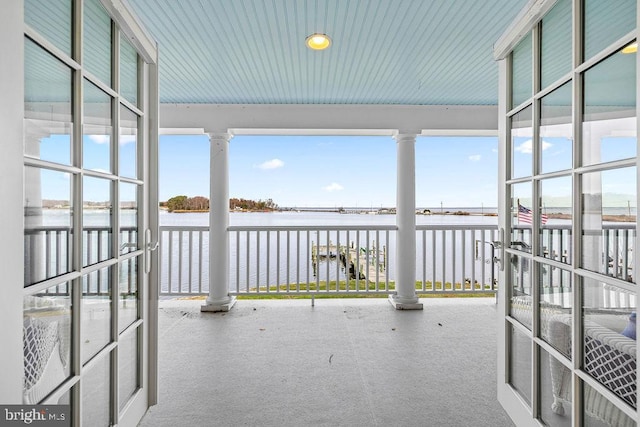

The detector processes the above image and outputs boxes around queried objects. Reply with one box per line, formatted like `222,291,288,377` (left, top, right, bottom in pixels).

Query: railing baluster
236,231,240,293
375,230,380,291
461,230,465,291
188,231,193,294
471,230,477,291
45,230,52,278
315,231,320,291
178,231,184,293
355,230,360,291
257,231,261,293
622,229,630,282
86,231,93,266
306,230,310,293
451,230,457,291
286,230,291,293
421,230,426,291
168,230,173,292
431,229,436,290
441,230,446,290
385,229,390,291
266,231,271,293
198,230,203,293
246,231,250,293
276,231,281,290
365,230,371,293
336,229,340,293
325,230,330,293
479,230,486,291
56,230,63,276
296,230,300,292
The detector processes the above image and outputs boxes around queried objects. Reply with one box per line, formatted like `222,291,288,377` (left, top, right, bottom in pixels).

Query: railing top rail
160,226,210,232
228,225,398,232
416,224,498,231
25,225,137,233
25,225,73,232
513,223,636,230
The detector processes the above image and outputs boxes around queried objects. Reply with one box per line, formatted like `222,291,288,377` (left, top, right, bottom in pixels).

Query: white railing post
390,132,423,309
202,132,236,312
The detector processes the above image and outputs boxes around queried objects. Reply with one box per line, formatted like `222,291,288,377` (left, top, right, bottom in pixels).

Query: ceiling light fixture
306,33,331,50
622,41,637,54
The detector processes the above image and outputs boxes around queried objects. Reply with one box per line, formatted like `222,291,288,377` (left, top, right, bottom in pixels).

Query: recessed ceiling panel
128,0,527,105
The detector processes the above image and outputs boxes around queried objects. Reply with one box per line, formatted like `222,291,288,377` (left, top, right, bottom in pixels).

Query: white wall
0,0,26,403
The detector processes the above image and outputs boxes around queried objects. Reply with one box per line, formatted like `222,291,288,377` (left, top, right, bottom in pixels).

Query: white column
202,132,236,312
390,133,422,309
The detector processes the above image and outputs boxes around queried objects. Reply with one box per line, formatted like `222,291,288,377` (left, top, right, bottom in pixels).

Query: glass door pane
511,106,533,178
83,176,113,266
119,106,138,179
24,167,73,286
24,39,73,164
83,80,113,173
581,167,636,283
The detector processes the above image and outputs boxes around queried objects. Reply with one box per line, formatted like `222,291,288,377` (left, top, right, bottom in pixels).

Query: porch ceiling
127,0,527,106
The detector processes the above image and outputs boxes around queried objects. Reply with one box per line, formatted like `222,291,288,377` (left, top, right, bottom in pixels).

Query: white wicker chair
510,296,636,427
23,315,69,404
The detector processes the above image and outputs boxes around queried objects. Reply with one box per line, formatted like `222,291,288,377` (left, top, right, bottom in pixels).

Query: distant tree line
230,197,278,211
161,196,278,212
162,195,209,212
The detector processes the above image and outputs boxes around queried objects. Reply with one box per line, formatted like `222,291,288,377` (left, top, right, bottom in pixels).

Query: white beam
159,104,499,134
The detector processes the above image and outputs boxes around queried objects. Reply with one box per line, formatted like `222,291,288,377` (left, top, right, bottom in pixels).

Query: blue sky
35,132,636,208
159,134,500,208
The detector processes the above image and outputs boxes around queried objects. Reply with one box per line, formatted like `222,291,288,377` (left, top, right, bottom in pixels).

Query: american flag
518,204,548,225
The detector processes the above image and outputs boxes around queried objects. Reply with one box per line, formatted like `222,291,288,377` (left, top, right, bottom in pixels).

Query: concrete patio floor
139,297,514,427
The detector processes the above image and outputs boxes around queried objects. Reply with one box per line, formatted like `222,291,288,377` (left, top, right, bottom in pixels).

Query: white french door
496,1,639,426
21,1,159,425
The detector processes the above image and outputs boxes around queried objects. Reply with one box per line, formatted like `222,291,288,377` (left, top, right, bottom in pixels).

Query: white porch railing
158,224,501,296
24,223,635,298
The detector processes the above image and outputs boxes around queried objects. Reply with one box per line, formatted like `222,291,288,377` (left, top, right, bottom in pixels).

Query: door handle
144,229,158,274
492,228,505,271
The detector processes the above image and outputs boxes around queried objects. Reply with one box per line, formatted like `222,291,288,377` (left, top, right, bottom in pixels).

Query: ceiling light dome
306,33,331,50
622,41,637,54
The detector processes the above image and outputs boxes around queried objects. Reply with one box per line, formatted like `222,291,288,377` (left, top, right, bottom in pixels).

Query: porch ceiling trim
159,104,498,135
493,0,559,60
101,0,157,63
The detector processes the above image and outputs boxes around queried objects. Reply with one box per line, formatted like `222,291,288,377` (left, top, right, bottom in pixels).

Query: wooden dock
312,242,386,282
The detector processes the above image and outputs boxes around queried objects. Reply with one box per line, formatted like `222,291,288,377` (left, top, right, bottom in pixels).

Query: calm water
160,210,499,227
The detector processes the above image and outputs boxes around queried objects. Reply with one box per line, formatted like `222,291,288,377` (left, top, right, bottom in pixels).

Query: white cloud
515,139,552,154
323,182,344,192
120,135,136,145
468,154,482,162
257,158,284,170
88,135,110,144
